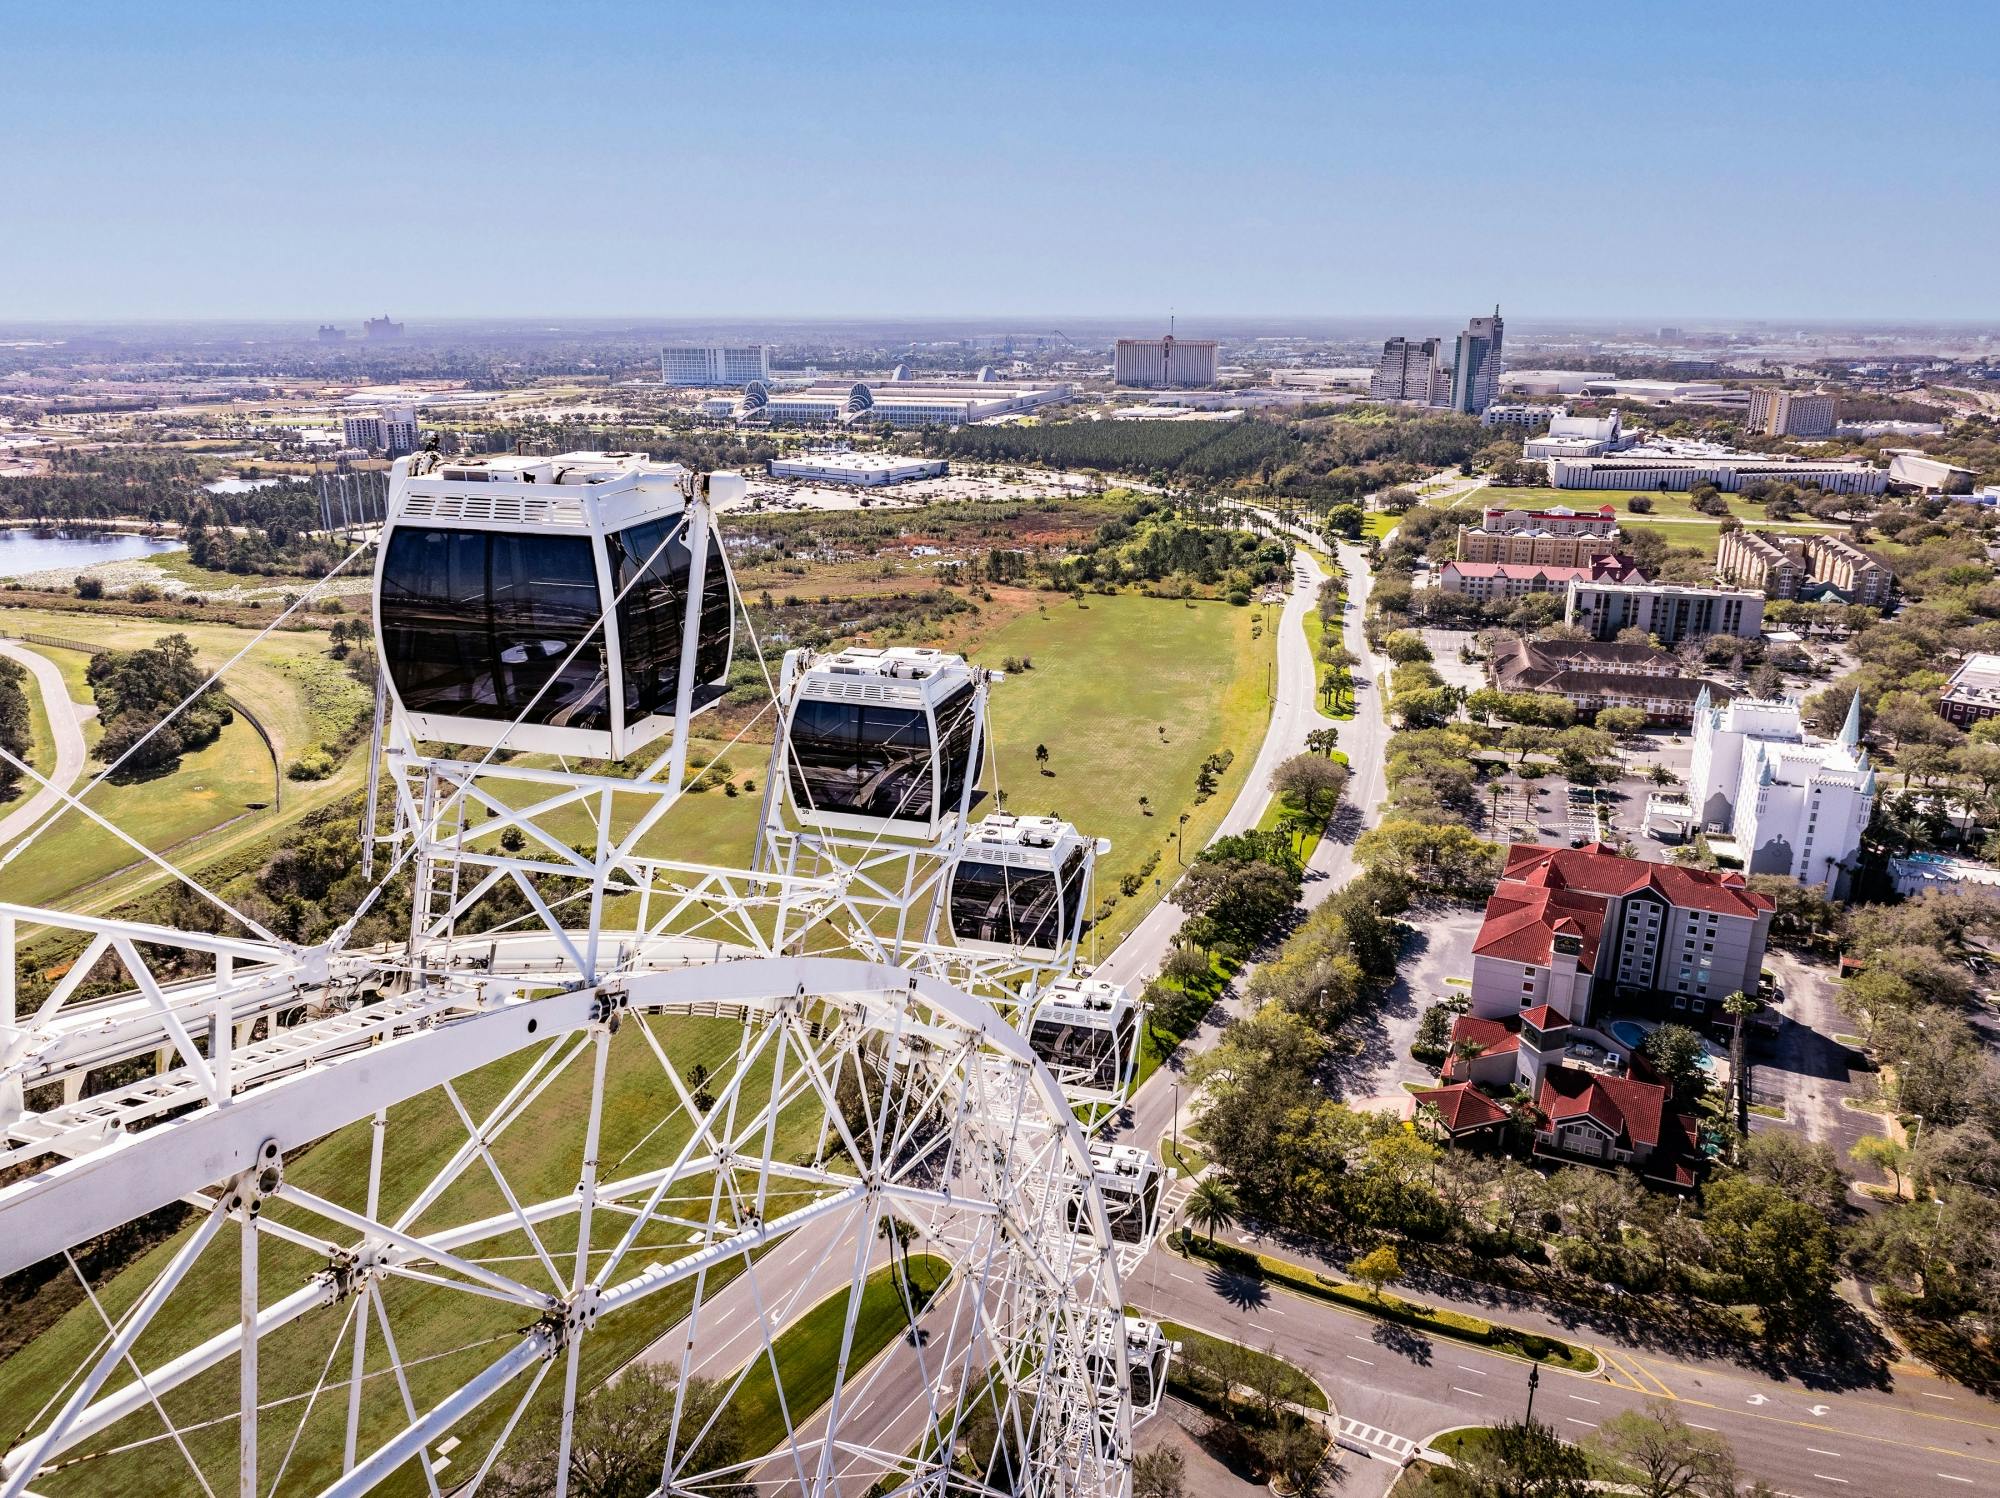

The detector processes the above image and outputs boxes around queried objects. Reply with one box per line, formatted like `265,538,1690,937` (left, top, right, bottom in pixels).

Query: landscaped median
1173,1232,1599,1374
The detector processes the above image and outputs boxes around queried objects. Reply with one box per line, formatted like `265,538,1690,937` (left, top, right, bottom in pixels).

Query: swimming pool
1607,1020,1650,1050
1610,1018,1717,1070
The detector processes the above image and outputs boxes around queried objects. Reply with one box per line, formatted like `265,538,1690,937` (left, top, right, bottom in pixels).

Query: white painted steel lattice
0,455,1158,1498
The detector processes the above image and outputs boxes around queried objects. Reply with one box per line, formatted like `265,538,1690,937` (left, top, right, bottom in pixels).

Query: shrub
286,748,337,781
75,575,104,599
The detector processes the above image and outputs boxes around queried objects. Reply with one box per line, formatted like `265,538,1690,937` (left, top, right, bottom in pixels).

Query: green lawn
956,594,1271,955
0,614,370,912
0,1012,828,1496
1,645,59,795
728,1253,950,1463
1485,484,1821,524
1362,513,1399,541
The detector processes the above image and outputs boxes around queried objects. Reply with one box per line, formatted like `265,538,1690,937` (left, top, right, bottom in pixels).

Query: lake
0,528,185,579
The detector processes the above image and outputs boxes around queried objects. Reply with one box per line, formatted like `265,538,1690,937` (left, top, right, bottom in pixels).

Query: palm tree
1185,1178,1239,1247
1722,989,1761,1155
1035,743,1051,775
1447,1037,1486,1082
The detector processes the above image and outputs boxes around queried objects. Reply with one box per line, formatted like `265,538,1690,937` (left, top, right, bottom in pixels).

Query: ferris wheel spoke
277,1184,556,1313
57,1247,221,1498
1,1196,230,1498
438,1078,568,1294
390,1031,589,1237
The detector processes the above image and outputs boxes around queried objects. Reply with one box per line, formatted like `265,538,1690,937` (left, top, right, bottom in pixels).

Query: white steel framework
0,457,1159,1498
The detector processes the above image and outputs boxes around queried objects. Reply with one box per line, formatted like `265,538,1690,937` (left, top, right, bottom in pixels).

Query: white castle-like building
1686,689,1873,896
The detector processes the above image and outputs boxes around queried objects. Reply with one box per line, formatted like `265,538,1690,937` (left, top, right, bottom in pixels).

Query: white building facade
1114,337,1217,389
341,403,419,455
1687,690,1873,895
661,344,772,386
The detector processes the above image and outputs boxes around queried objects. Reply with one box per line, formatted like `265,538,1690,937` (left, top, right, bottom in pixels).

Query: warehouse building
768,450,949,487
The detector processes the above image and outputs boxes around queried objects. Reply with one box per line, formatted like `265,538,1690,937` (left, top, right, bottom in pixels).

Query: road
609,528,1398,1492
1127,1243,2000,1498
0,640,90,850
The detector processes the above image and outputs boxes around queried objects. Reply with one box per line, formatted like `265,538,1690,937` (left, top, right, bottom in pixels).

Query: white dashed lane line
1346,1355,1374,1366
1810,1477,1848,1486
1565,1418,1597,1430
1449,1386,1484,1399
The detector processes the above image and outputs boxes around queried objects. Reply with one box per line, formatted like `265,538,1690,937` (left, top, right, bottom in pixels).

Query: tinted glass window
932,682,981,817
788,699,934,821
950,855,1072,953
1028,1015,1120,1090
608,521,733,722
380,528,608,730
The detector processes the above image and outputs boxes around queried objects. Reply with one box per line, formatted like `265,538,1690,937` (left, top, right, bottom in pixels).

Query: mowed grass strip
728,1254,950,1463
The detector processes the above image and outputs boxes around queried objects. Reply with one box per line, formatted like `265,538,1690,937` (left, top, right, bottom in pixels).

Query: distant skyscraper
343,404,419,455
363,314,405,340
316,324,346,343
1114,336,1217,388
1369,336,1448,404
1747,389,1836,437
1450,308,1505,415
660,344,772,386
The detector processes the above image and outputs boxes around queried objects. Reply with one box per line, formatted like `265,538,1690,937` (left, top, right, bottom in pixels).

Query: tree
1850,1133,1909,1197
1454,1419,1591,1498
489,1363,741,1498
87,633,233,775
1035,742,1051,775
0,658,29,799
1133,1445,1187,1498
1186,1177,1240,1245
1595,706,1649,737
1304,725,1340,757
1351,1243,1402,1299
1638,1023,1708,1101
1590,1402,1739,1498
1700,1173,1838,1345
1722,990,1760,1150
1272,752,1350,818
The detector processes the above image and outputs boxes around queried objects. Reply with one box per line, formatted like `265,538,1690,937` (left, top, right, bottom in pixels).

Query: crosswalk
1336,1416,1418,1463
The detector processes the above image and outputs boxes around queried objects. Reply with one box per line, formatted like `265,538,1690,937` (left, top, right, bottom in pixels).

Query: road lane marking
1921,1393,1956,1401
1937,1475,1974,1484
1565,1418,1597,1429
1168,1271,1195,1283
1687,1422,1717,1431
1346,1355,1374,1366
1806,1448,1839,1457
1457,1365,1486,1375
1569,1395,1600,1405
1450,1386,1484,1399
1810,1476,1848,1486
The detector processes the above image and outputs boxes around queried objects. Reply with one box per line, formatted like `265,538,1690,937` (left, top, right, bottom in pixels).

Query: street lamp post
1525,1363,1540,1424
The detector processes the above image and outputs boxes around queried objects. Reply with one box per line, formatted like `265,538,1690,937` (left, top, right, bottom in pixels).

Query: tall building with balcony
342,404,419,455
1449,308,1505,415
1565,579,1765,645
1747,389,1836,437
1714,530,1892,606
1369,336,1448,404
1114,336,1218,389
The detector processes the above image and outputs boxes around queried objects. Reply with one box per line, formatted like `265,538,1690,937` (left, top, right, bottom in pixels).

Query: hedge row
1177,1233,1598,1373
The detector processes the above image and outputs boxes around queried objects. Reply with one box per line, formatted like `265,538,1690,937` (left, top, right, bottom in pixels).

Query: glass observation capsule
946,813,1107,959
782,646,987,838
374,451,739,760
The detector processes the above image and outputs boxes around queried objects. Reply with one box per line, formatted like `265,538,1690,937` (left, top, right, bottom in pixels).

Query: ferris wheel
0,451,1171,1497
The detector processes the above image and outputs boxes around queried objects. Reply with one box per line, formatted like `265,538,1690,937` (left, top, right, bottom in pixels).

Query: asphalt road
1127,1243,2000,1498
0,639,89,850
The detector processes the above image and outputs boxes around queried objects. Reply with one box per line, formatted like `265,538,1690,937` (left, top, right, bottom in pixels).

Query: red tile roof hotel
1473,843,1772,971
1441,557,1643,583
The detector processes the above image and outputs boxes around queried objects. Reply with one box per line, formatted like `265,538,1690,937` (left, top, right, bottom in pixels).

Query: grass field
462,592,1273,957
728,1253,949,1465
1483,484,1843,531
0,1012,825,1495
0,613,371,913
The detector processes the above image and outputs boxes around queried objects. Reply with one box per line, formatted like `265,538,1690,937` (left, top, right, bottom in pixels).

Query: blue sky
4,1,1995,321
